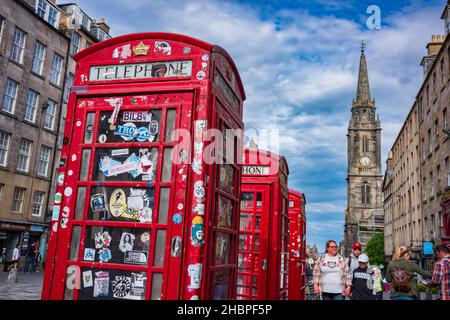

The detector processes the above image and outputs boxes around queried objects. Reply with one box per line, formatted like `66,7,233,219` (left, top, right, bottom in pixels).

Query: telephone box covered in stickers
42,33,245,300
287,190,307,300
238,148,289,300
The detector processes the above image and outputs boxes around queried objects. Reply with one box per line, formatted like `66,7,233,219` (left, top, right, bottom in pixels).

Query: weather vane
360,40,366,54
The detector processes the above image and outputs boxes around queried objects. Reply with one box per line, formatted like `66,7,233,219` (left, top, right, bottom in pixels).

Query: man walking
347,242,362,274
351,254,374,300
24,242,37,273
430,245,450,300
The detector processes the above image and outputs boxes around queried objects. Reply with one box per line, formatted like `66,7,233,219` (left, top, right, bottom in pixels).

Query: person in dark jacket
24,242,37,273
351,254,374,300
386,246,432,300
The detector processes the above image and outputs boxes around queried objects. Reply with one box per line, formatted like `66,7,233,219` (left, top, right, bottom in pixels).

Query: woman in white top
313,240,352,300
8,244,20,271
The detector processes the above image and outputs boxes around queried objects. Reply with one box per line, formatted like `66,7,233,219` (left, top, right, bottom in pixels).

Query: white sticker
62,206,70,218
76,121,81,127
119,232,135,253
94,272,109,297
64,187,73,197
60,217,68,229
196,71,206,80
177,203,184,210
57,173,64,186
188,263,202,289
99,134,107,143
52,222,58,232
111,148,129,156
68,170,73,176
192,159,202,174
201,54,209,61
71,154,77,162
83,248,96,261
83,270,93,288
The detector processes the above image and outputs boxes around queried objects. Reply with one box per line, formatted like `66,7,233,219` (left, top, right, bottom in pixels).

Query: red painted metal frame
238,148,289,300
288,189,307,300
41,33,245,300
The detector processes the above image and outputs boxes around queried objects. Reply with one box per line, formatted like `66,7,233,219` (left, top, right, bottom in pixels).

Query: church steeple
355,41,372,104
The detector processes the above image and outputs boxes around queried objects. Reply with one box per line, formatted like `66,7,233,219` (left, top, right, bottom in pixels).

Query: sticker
90,193,106,212
154,41,172,56
195,120,208,135
196,71,206,80
183,46,191,54
128,273,147,300
83,270,93,288
114,123,156,142
106,98,123,125
99,134,107,143
84,248,96,261
98,247,112,262
93,271,110,297
194,142,203,152
201,54,209,61
171,236,182,257
112,276,132,298
51,205,60,221
192,159,202,174
54,193,62,204
190,295,199,300
111,148,129,156
71,154,77,161
95,231,112,248
187,263,202,289
99,155,138,177
114,123,137,141
122,111,152,122
76,121,81,127
112,44,131,59
191,216,204,246
172,213,182,224
142,175,152,181
62,206,70,218
60,217,68,229
124,251,148,265
148,120,159,136
127,188,149,209
201,62,207,71
139,207,152,223
138,148,157,177
119,232,135,253
109,189,127,217
140,232,150,243
194,181,205,199
193,203,205,216
52,222,58,232
64,187,73,197
177,203,184,210
68,170,73,176
57,173,64,186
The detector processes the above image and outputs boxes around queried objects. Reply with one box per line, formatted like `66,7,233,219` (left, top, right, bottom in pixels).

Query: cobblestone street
0,271,44,300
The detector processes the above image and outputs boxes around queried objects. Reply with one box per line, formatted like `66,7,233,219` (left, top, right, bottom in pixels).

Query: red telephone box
288,190,307,300
237,148,289,300
41,32,246,300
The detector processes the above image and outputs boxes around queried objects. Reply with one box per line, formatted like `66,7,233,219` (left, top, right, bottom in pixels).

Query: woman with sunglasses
313,240,352,300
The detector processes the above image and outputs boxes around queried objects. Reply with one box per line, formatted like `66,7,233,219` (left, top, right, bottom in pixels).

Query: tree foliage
365,232,385,266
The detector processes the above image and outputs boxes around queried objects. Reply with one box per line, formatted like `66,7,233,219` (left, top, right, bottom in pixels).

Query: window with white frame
70,32,81,56
0,184,4,201
32,191,45,216
0,17,4,45
50,54,63,85
10,27,26,63
37,145,51,177
0,130,11,167
64,73,74,102
24,89,39,122
444,108,448,131
11,187,25,213
44,99,56,130
2,78,18,114
17,139,32,172
446,157,450,187
36,0,60,28
32,41,45,75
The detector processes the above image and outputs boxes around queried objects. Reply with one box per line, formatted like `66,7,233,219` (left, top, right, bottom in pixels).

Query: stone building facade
0,0,70,269
344,46,384,256
383,101,422,261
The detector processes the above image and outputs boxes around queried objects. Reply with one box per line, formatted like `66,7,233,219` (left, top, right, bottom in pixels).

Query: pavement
0,271,44,300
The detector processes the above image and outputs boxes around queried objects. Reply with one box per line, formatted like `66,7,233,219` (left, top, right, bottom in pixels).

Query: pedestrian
24,242,37,273
347,242,362,274
7,244,20,271
386,246,432,300
372,266,384,300
350,254,374,300
313,240,352,300
429,245,450,300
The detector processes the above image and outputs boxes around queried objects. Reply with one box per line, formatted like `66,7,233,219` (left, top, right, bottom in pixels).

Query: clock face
359,156,371,167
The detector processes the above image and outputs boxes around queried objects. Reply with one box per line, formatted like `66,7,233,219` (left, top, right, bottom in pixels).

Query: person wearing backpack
386,246,432,300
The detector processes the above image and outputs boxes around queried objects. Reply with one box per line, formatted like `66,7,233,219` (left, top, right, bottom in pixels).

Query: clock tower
344,43,384,256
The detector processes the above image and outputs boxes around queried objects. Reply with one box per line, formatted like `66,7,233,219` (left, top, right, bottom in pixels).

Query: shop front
237,148,289,300
42,33,246,300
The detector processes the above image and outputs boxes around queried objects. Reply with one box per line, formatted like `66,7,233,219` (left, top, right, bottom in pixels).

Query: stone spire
355,41,371,103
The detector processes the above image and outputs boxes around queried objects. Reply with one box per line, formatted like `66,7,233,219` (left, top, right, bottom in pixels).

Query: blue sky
65,0,445,252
